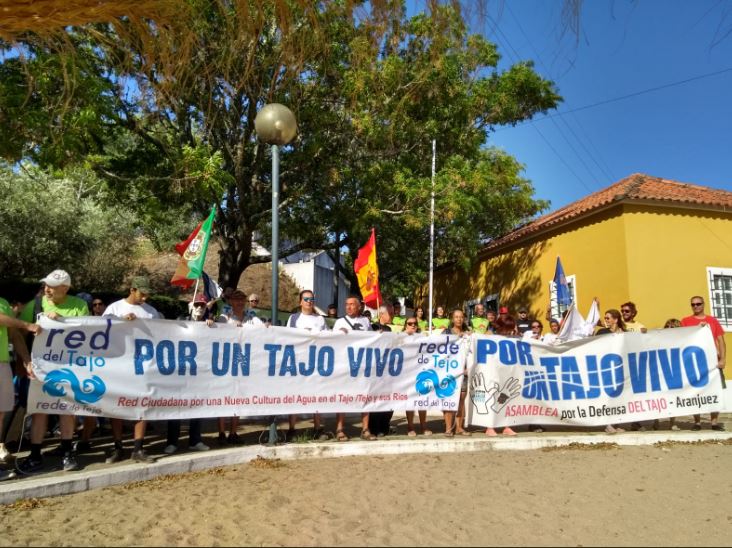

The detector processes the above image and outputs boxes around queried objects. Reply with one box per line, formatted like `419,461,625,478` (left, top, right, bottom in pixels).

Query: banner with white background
29,317,466,420
467,327,724,428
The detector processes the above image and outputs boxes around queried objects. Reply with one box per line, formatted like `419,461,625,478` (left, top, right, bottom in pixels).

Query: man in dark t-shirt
516,307,533,335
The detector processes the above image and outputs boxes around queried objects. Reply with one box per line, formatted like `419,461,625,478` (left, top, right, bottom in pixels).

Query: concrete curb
1,430,730,505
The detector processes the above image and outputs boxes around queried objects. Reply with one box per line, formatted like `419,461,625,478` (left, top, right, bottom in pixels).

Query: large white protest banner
28,317,467,420
467,327,725,428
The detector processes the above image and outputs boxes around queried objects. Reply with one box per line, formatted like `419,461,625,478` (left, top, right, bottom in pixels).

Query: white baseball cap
40,269,71,287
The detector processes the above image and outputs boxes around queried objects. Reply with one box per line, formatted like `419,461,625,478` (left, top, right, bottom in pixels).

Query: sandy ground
1,440,731,547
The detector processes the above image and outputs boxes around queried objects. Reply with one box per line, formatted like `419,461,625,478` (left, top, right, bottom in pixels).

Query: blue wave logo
42,368,106,404
415,370,457,398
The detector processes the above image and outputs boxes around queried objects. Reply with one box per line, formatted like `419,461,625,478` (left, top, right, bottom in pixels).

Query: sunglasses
405,321,417,326
691,302,703,307
621,309,631,313
302,297,315,302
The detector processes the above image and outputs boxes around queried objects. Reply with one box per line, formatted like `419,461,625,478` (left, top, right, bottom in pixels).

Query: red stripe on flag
175,222,202,256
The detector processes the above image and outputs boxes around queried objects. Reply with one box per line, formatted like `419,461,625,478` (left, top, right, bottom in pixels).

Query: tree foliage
0,1,561,301
0,166,138,290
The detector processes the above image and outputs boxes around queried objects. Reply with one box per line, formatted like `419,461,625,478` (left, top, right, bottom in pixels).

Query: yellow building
427,174,732,376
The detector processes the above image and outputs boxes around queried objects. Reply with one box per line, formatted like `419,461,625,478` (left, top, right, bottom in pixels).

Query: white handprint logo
470,372,521,414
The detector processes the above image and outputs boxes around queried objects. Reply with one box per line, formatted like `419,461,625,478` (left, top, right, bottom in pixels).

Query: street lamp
254,103,297,327
255,103,297,447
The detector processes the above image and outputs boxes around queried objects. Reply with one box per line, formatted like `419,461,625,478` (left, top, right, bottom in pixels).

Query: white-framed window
549,274,576,321
707,267,732,332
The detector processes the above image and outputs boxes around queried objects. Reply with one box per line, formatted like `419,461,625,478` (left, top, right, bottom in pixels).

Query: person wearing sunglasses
619,301,647,333
246,293,263,324
286,290,328,441
681,296,726,431
77,298,108,453
522,320,543,341
91,298,107,316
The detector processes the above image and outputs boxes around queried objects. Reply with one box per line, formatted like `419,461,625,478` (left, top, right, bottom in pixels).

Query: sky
461,0,732,212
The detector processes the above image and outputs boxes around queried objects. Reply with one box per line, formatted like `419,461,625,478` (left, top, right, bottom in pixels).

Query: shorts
0,363,14,412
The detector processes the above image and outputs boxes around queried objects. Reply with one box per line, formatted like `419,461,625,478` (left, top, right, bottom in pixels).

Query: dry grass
1,497,54,512
541,441,619,452
654,438,732,449
110,467,230,492
249,455,285,469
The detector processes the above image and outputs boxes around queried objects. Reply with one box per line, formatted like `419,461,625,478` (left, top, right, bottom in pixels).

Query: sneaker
711,423,725,431
604,425,617,434
130,449,155,464
164,444,178,455
670,424,681,431
530,425,544,433
105,446,125,464
18,456,44,475
691,423,702,431
218,432,228,446
74,440,92,453
0,443,9,463
190,442,210,452
0,469,17,481
313,428,328,441
62,452,79,472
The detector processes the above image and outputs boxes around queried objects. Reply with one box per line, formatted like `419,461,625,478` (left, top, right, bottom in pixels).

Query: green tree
0,166,138,290
0,1,561,300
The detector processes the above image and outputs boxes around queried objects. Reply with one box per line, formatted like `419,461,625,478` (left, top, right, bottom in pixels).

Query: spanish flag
354,228,383,309
171,207,216,288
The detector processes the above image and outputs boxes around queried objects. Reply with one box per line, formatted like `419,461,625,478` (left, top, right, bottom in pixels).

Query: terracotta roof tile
483,173,732,252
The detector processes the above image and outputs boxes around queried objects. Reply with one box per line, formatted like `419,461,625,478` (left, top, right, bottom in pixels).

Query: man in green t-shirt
470,303,490,334
0,300,40,480
18,269,89,475
391,301,405,326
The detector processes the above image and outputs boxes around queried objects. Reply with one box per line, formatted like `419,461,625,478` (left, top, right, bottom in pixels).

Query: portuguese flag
354,228,383,309
171,207,216,288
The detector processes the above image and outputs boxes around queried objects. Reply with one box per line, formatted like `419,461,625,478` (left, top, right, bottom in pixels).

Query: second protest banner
467,327,724,428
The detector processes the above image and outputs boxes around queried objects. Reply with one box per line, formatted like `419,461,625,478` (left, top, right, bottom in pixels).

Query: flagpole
192,277,201,302
428,139,436,335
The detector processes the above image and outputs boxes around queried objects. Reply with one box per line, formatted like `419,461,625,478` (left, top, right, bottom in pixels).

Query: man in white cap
18,269,89,474
103,276,162,464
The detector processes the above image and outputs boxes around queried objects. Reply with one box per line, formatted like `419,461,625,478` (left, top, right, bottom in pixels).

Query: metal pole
428,139,436,335
268,144,280,446
271,144,280,327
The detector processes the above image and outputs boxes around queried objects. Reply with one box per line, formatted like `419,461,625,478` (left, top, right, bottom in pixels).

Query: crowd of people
0,268,727,481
